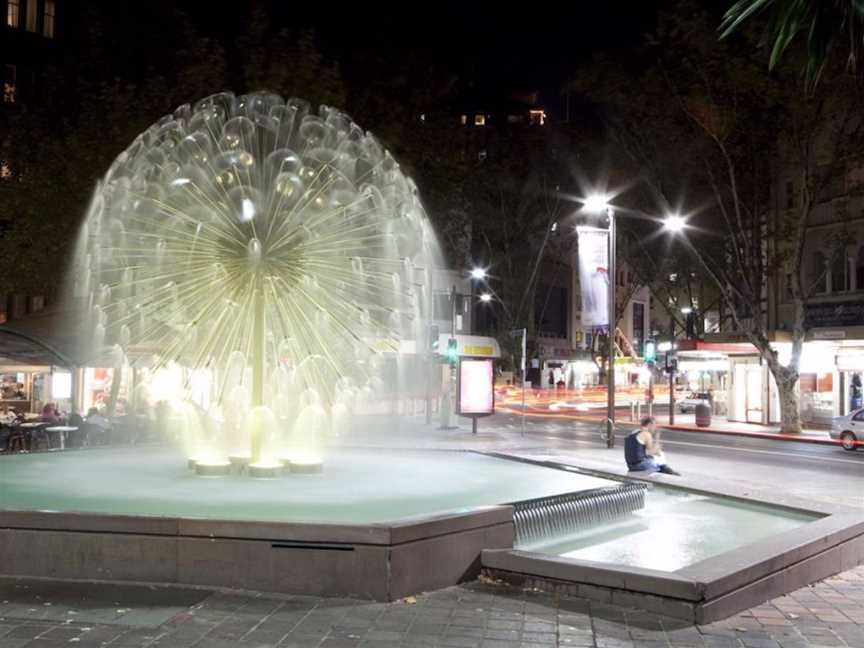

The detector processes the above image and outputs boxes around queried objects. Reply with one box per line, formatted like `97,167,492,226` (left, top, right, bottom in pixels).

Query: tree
721,0,864,89
570,2,864,432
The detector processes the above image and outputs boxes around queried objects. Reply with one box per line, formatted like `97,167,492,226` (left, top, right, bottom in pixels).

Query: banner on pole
577,227,609,327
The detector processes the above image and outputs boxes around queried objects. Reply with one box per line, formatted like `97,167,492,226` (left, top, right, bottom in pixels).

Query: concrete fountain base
0,448,860,618
0,507,514,600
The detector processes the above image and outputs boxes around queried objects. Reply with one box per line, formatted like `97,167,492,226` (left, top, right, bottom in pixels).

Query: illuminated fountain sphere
74,92,440,467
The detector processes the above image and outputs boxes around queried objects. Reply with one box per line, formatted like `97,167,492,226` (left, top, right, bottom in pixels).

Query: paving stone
0,565,858,648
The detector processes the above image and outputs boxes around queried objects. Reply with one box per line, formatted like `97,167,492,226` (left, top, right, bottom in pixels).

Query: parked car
830,409,864,451
678,392,711,414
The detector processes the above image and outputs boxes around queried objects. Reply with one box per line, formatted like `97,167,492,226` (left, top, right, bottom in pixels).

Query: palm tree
720,0,864,88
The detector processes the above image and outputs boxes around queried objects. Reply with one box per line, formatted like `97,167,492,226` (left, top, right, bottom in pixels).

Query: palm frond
720,0,864,88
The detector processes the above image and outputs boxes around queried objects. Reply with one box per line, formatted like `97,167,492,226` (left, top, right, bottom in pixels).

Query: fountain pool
518,486,818,572
0,447,614,523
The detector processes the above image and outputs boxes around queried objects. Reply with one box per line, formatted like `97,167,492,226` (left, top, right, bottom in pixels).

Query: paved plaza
0,567,863,648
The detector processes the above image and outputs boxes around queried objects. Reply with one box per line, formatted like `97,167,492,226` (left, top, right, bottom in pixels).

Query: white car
831,409,864,451
678,392,711,413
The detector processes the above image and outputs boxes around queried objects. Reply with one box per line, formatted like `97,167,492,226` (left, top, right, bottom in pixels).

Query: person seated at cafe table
0,404,16,425
40,403,61,424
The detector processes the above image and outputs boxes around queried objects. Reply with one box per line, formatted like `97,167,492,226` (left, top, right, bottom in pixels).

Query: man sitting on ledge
625,416,681,475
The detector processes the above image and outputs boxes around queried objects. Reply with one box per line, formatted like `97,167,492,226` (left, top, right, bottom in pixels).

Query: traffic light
446,338,458,364
666,357,678,374
644,339,657,364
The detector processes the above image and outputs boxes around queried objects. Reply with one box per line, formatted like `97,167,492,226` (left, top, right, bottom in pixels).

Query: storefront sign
837,353,864,372
577,227,609,327
457,359,494,416
812,329,846,340
805,301,864,329
540,345,576,359
464,344,494,356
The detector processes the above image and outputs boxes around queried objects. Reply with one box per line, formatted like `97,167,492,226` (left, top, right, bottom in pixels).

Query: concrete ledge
176,518,393,545
482,549,702,601
0,510,180,536
477,453,864,622
482,568,699,623
388,506,514,545
680,513,864,599
0,505,514,601
695,532,864,623
481,523,864,623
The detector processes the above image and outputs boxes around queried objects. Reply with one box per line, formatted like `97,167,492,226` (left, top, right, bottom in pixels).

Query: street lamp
479,292,493,303
581,193,616,448
470,267,487,280
680,306,693,315
664,214,687,232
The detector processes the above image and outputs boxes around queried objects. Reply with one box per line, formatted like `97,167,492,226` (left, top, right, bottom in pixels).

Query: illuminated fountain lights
75,92,441,476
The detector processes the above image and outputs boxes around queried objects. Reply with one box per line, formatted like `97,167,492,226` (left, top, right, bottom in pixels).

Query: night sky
170,0,657,115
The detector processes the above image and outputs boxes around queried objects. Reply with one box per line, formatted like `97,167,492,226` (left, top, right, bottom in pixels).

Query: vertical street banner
577,227,609,327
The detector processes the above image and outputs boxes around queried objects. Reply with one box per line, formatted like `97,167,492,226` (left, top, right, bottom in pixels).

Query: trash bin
695,403,711,427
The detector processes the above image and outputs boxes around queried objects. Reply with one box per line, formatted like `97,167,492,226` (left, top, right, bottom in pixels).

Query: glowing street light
479,293,493,303
681,306,693,314
665,214,686,232
470,267,487,280
581,193,612,214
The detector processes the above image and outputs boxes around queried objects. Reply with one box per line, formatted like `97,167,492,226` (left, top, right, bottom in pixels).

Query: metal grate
512,483,647,546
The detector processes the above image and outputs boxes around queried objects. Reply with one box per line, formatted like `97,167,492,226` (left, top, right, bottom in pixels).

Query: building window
6,0,19,27
529,109,546,126
785,180,794,209
811,251,827,294
831,254,849,293
474,114,486,126
857,247,864,291
3,65,15,103
460,114,467,126
43,0,54,37
0,161,11,179
25,0,37,32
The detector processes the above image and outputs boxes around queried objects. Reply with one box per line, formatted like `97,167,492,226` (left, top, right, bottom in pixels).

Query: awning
676,339,759,355
0,307,81,367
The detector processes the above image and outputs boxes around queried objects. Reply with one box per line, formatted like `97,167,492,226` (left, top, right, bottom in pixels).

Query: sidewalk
0,566,862,647
658,414,834,445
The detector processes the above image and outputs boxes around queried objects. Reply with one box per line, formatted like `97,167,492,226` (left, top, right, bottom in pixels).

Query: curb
662,423,837,447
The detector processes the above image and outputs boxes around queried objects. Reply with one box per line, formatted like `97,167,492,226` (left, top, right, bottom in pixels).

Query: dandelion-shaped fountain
73,91,441,476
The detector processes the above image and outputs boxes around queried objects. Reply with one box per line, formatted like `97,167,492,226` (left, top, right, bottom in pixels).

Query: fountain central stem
251,285,265,462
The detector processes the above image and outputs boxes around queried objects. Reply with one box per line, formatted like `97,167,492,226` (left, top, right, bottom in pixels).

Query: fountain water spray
74,92,441,471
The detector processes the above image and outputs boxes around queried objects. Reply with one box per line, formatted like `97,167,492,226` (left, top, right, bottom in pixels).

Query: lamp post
582,194,616,448
663,214,688,425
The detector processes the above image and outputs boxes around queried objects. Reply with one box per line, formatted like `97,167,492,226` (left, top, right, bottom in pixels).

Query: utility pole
440,285,458,429
668,316,676,425
605,207,616,448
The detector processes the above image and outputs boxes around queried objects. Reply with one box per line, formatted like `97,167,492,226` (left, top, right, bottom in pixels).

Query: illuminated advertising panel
458,358,494,416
